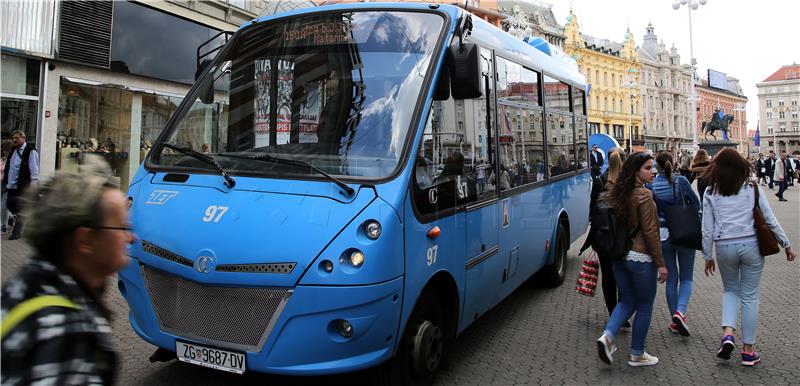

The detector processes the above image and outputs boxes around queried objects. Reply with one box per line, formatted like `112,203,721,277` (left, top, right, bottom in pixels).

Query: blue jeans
603,259,658,356
715,240,764,345
776,179,788,199
662,239,695,316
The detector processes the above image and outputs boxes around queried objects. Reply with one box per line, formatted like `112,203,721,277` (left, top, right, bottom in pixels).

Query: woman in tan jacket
596,151,667,367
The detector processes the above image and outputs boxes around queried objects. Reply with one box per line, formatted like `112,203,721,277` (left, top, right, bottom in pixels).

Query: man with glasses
1,156,134,385
2,130,39,239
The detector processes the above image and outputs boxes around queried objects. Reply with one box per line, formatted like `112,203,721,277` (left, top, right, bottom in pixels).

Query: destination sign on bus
284,22,353,45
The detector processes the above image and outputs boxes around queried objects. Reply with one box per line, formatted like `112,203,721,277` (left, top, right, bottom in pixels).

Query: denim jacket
648,174,701,228
701,183,791,261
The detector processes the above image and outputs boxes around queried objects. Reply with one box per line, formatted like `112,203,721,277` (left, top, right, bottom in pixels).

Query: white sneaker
596,334,617,364
628,352,659,367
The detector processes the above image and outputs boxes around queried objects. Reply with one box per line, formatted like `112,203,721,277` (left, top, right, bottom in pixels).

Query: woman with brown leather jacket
596,151,667,367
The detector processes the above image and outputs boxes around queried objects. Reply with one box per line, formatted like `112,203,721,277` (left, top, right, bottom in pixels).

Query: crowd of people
587,146,796,368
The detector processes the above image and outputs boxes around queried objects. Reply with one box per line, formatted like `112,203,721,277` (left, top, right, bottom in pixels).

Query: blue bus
119,2,590,383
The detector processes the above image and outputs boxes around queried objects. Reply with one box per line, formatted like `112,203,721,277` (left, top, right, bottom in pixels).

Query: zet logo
146,190,179,205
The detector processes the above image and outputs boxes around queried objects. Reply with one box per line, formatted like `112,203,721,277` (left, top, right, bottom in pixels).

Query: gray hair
24,155,120,261
10,129,25,138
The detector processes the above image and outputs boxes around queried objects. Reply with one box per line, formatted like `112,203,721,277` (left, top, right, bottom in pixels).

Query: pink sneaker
672,311,690,336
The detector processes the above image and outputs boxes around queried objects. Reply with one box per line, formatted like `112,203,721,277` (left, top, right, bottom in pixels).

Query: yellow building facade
563,12,642,150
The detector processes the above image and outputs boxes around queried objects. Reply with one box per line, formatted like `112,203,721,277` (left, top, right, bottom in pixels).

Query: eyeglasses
90,225,134,232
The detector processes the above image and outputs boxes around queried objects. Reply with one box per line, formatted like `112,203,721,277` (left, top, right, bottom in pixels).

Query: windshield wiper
161,143,236,188
220,152,355,197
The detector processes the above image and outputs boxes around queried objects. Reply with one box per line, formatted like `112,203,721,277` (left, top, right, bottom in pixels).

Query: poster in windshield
254,59,271,148
299,82,321,144
276,60,294,145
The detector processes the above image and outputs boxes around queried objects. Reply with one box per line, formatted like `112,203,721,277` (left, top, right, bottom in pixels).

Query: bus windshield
150,11,445,180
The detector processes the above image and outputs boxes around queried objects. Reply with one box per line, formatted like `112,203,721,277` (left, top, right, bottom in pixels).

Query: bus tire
379,291,445,386
538,223,568,287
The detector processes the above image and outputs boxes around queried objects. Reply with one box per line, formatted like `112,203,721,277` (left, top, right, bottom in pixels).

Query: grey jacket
701,183,791,261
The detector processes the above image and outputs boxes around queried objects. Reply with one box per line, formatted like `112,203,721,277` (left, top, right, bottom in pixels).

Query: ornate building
636,23,693,151
695,77,748,150
484,0,566,46
757,64,800,155
563,11,641,149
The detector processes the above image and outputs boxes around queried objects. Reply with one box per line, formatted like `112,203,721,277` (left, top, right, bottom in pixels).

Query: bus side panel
398,197,465,347
568,172,592,244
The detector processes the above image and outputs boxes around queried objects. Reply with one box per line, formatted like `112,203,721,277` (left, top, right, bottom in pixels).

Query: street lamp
622,80,637,151
673,0,707,150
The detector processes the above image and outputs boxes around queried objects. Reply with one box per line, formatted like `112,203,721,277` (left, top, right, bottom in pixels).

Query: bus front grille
141,265,291,351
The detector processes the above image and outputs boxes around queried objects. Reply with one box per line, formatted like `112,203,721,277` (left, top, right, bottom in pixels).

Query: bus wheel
538,223,568,287
382,291,445,386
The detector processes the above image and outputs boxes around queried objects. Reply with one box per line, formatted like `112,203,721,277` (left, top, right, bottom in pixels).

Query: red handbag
576,252,599,297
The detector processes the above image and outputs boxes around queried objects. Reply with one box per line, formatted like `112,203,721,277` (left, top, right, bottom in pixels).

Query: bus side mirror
449,42,482,99
196,59,214,104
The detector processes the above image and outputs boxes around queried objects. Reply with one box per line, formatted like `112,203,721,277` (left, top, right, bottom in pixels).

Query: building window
793,122,799,131
792,99,798,107
793,112,798,120
778,99,785,106
780,126,786,132
1,55,41,146
768,127,773,134
767,112,773,119
766,99,772,108
779,111,785,119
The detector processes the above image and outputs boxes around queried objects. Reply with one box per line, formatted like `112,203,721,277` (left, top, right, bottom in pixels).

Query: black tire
377,291,446,386
537,223,568,287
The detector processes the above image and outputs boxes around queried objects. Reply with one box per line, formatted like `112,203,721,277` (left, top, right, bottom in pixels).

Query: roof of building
762,64,800,82
582,34,622,56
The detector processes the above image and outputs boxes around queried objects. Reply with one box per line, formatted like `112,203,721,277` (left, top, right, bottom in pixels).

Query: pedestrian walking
649,151,700,337
773,152,789,201
690,149,711,202
755,154,768,186
2,130,39,240
701,148,796,366
1,140,13,235
590,144,605,179
765,151,777,190
581,149,628,323
596,151,667,367
1,156,135,384
678,150,693,183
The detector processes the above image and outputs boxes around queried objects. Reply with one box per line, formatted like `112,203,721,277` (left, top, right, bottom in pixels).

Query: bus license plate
176,341,246,374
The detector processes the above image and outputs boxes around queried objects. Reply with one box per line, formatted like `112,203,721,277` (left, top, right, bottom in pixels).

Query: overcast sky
547,0,799,131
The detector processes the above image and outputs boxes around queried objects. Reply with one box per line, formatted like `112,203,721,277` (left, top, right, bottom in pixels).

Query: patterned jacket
1,260,117,385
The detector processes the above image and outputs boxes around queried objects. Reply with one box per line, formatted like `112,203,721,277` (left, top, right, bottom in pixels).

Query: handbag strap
672,179,686,208
752,181,760,210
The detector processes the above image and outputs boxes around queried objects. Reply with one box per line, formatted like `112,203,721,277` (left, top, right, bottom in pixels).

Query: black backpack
581,177,639,259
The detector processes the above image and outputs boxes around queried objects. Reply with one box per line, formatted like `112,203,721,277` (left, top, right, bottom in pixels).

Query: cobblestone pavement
2,183,798,385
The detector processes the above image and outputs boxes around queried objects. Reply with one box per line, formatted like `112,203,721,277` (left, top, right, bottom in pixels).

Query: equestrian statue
701,108,735,140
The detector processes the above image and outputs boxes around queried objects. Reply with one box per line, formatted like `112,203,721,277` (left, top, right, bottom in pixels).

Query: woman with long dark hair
690,149,711,201
596,152,667,367
649,151,700,336
702,148,795,366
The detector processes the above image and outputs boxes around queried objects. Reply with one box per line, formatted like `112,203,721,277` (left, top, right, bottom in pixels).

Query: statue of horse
701,110,735,140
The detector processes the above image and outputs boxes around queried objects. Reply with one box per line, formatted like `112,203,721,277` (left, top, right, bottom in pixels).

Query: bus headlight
349,250,365,268
363,220,382,240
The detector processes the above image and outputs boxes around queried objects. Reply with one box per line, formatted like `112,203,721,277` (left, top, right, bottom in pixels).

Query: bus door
460,49,504,329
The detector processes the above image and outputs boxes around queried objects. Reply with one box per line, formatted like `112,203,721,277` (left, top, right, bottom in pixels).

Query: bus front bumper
118,261,404,375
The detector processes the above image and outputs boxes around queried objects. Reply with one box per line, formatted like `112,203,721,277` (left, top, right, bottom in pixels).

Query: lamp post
673,0,707,150
733,103,746,152
622,81,637,151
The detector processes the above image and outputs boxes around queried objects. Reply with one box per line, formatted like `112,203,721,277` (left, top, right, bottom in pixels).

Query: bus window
496,58,544,188
544,75,573,176
573,88,588,169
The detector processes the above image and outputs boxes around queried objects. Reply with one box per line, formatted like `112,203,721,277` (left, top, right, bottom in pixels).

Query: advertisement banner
276,60,295,145
299,82,321,144
254,59,272,148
